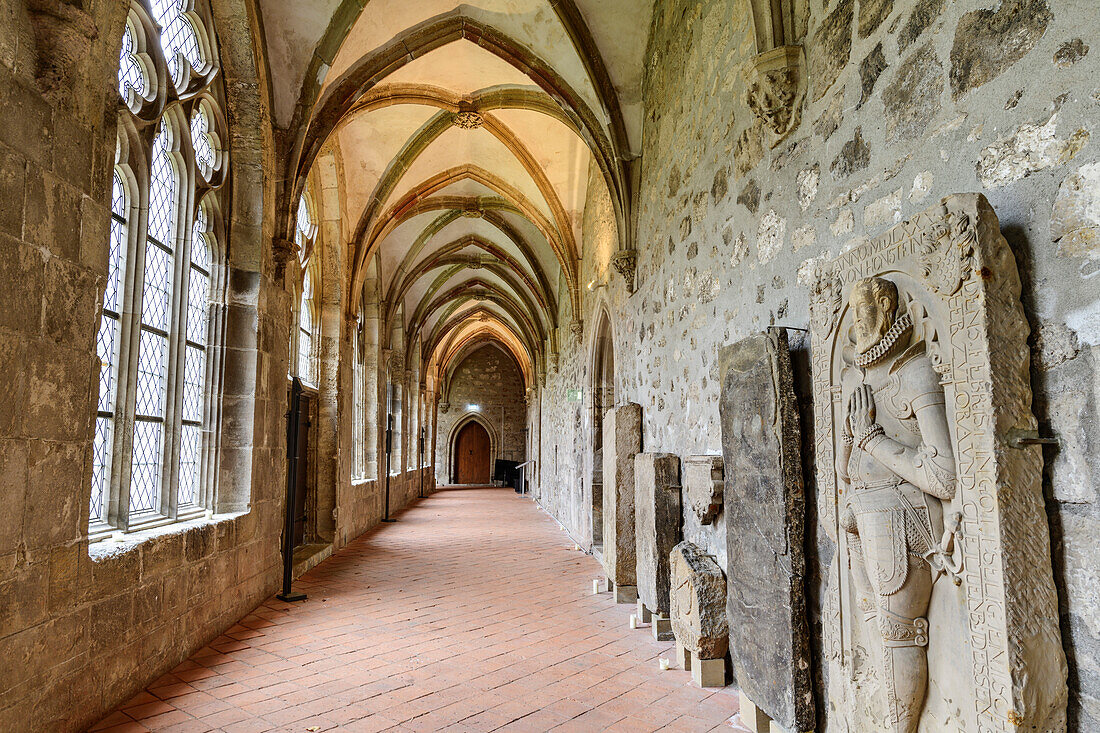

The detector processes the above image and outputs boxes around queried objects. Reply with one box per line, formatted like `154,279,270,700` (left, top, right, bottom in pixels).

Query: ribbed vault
259,0,652,400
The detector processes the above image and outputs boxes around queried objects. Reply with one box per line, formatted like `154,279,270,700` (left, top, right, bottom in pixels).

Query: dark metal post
382,414,396,522
277,378,307,602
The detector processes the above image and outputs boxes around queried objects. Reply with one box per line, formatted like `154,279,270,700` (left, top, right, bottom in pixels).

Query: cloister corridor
88,488,742,733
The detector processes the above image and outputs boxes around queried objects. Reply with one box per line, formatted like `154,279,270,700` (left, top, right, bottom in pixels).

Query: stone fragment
734,123,765,178
756,210,785,265
634,452,681,616
683,456,723,525
831,127,871,179
898,0,945,53
858,0,893,39
864,188,902,228
718,330,813,732
1052,162,1100,261
1054,38,1089,68
796,166,819,210
977,113,1090,188
670,541,728,660
949,0,1052,99
812,0,853,101
737,179,760,213
858,43,887,108
883,43,943,143
602,403,642,594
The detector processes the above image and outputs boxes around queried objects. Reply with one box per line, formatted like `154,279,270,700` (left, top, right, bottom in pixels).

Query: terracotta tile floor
90,486,741,732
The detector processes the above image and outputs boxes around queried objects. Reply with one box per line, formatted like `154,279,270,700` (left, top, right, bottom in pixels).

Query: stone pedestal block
669,541,729,660
634,452,681,616
719,331,814,732
601,403,642,590
691,657,726,688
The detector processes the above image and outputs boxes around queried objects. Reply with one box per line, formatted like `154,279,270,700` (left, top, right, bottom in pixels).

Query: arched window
351,318,364,479
90,0,229,535
292,193,318,384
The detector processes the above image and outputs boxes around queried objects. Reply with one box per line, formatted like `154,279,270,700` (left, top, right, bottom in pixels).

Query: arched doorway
453,421,491,484
590,310,615,552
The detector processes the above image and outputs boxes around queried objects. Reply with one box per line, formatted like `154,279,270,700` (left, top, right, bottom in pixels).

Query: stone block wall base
652,614,673,641
677,643,691,671
691,656,726,688
614,585,638,603
738,691,794,733
637,599,653,623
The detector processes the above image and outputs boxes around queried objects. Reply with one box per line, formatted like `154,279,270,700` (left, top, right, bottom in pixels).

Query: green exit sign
566,389,583,403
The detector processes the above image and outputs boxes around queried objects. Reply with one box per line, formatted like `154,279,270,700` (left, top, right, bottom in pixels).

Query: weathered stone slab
670,541,728,660
634,452,681,615
683,456,723,526
601,403,641,588
718,330,814,732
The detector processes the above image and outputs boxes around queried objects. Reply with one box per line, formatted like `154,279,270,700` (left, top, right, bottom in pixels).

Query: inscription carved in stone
809,194,1068,732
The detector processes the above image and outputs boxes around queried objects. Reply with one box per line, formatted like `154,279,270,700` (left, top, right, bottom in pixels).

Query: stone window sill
87,509,248,559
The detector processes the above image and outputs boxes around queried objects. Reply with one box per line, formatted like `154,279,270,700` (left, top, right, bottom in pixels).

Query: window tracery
292,193,319,385
90,0,228,535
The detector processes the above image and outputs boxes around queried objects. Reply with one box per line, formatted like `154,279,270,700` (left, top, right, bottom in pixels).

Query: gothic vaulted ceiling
257,0,653,386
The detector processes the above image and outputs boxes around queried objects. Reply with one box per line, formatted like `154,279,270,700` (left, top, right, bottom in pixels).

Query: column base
636,599,653,623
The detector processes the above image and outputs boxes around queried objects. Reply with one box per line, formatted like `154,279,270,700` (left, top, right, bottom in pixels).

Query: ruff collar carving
855,312,912,368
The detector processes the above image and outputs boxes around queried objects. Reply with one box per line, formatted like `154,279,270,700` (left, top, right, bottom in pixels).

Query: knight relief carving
809,194,1067,732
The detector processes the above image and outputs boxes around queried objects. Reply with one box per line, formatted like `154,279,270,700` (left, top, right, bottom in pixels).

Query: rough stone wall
0,1,294,730
435,344,526,484
536,0,1100,727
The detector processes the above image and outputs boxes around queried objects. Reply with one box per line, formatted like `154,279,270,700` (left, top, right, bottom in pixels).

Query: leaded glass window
91,174,129,524
151,0,204,87
91,0,227,535
298,267,314,382
353,325,364,478
293,193,318,384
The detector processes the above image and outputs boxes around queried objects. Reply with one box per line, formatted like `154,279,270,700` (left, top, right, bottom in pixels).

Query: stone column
601,402,642,602
635,452,681,639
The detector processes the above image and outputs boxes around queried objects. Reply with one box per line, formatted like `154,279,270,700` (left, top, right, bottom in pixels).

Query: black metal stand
382,414,396,522
277,378,307,603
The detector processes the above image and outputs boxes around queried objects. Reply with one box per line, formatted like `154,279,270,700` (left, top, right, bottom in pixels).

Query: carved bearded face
850,278,898,355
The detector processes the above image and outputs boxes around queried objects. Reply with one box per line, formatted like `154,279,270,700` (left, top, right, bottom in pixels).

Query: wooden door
454,422,491,484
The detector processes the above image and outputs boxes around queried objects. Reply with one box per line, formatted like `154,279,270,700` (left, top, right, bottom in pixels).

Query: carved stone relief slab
602,403,642,587
718,330,814,732
670,541,729,660
683,455,724,526
808,194,1067,732
635,452,682,615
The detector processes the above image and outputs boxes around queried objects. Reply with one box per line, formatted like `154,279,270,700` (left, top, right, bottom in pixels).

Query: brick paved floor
90,487,742,732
